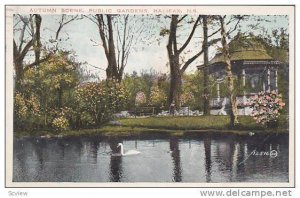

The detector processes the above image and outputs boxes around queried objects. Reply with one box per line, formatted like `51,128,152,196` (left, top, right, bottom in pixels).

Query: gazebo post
242,68,246,103
262,81,266,92
241,68,247,115
275,68,278,92
216,80,220,102
267,67,271,92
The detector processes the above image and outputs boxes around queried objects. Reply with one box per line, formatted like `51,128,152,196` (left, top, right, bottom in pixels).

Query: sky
14,14,289,80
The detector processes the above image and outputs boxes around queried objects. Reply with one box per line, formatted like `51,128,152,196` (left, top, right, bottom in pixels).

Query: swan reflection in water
112,143,141,156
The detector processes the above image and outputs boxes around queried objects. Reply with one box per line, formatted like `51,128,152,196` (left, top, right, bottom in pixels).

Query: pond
13,133,289,183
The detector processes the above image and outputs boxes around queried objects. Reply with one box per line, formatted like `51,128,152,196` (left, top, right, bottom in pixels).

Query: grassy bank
118,115,288,131
15,115,289,138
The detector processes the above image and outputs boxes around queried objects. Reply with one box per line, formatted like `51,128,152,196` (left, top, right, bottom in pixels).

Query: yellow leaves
15,92,28,119
14,92,41,120
52,116,69,131
74,81,128,124
149,85,166,106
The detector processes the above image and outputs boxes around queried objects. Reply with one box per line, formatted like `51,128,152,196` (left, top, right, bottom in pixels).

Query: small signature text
250,149,278,158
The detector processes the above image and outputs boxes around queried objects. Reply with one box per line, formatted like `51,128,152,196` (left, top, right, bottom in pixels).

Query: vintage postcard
5,5,295,187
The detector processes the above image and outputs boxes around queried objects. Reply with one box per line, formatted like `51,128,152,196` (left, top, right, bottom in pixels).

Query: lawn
15,115,289,138
117,115,289,131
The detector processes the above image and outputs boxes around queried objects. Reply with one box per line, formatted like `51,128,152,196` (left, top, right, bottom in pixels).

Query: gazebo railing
210,94,257,108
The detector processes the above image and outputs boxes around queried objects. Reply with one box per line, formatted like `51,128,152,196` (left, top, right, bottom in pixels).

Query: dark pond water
13,133,289,182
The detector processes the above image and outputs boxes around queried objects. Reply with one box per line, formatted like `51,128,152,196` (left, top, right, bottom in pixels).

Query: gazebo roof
209,50,273,65
209,37,273,65
197,36,285,71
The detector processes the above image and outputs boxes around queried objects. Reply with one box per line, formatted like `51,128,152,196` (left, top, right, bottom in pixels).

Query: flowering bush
14,92,41,119
248,91,285,127
135,91,146,106
75,80,128,126
149,85,167,107
14,92,41,130
14,92,28,120
52,116,69,131
180,91,194,107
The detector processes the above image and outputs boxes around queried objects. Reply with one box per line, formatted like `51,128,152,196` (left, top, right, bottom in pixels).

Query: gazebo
197,37,283,115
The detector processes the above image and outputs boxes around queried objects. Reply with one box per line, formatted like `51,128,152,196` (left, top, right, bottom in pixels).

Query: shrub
248,91,285,128
75,80,128,126
14,92,41,130
135,91,146,106
14,92,28,120
52,116,69,131
148,85,167,107
180,91,194,107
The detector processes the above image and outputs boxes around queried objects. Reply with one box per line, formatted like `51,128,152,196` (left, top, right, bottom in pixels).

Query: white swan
116,143,141,156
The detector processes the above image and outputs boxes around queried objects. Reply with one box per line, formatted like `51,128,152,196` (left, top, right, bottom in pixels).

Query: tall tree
165,15,224,109
201,15,246,115
219,15,239,127
13,14,42,90
13,14,80,91
165,15,204,108
87,14,146,81
202,15,210,115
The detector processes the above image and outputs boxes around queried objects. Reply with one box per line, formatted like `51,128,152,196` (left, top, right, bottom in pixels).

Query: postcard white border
5,5,295,188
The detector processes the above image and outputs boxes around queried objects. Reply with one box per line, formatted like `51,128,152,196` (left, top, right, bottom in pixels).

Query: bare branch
180,48,204,73
85,63,106,71
208,27,221,38
56,14,79,40
178,15,188,23
227,16,243,36
83,15,98,25
178,15,201,53
17,39,34,62
24,53,52,70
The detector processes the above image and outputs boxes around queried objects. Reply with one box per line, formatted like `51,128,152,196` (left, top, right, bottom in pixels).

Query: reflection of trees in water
205,136,251,182
56,138,83,162
86,139,100,164
204,136,212,182
32,140,45,169
226,141,248,181
13,140,36,181
13,134,289,182
237,142,246,178
217,139,246,181
73,138,84,158
169,137,182,182
214,138,236,181
108,139,123,182
57,140,66,159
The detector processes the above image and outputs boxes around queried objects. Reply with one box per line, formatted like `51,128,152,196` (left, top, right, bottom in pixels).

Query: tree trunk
57,86,63,108
220,16,239,127
43,98,47,127
166,15,203,110
202,15,210,115
168,60,182,109
106,15,119,81
14,60,24,91
33,14,42,67
96,14,124,81
167,15,182,110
